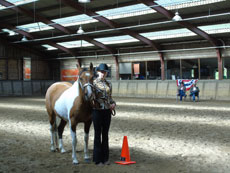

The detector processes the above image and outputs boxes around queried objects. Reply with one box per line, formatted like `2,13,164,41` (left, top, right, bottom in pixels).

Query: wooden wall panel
31,60,51,80
0,40,54,80
0,59,6,80
8,59,18,80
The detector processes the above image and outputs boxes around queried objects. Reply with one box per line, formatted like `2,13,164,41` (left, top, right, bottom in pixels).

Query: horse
45,63,94,164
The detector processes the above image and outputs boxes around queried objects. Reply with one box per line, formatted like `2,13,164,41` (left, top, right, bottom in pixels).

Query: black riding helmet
96,63,109,72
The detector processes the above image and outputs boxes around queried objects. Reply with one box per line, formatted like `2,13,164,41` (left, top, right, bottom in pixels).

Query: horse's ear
89,62,93,71
76,62,82,72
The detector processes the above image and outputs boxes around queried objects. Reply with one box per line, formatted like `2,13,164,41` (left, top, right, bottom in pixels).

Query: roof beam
0,23,34,39
62,0,161,51
0,1,139,26
0,0,71,34
44,40,79,57
0,22,77,57
139,0,219,47
80,35,116,55
0,0,117,57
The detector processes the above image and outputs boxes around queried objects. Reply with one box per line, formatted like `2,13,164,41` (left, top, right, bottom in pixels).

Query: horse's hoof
50,146,56,152
84,158,91,163
73,161,79,165
60,149,66,153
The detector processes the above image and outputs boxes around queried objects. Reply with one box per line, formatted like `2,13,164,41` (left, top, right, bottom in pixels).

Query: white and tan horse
45,63,94,164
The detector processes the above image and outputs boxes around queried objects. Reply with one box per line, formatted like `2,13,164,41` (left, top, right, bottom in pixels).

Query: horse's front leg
69,118,78,165
84,120,92,162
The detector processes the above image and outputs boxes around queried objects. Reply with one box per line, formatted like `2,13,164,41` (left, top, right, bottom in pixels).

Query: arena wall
1,80,230,101
0,80,54,96
111,80,230,101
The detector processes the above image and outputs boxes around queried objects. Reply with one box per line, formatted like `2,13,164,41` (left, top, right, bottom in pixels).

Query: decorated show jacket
93,78,116,110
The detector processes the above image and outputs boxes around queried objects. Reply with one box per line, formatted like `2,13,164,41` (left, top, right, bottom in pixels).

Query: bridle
78,70,95,102
79,81,94,90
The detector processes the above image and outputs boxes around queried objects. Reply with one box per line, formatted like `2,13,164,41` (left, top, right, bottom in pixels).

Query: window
200,58,217,79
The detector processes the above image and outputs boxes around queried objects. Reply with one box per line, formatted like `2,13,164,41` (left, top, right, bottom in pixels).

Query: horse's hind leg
58,119,67,153
84,120,92,162
49,113,58,152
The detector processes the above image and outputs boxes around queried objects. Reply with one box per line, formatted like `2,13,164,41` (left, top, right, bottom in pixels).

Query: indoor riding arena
1,96,230,173
0,0,230,173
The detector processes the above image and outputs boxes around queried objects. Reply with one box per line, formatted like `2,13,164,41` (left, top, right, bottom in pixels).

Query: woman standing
92,63,116,166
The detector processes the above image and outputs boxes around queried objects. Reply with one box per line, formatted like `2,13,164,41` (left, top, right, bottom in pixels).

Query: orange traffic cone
115,136,136,165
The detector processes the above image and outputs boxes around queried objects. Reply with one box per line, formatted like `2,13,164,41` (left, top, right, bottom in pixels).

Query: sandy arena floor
0,96,230,173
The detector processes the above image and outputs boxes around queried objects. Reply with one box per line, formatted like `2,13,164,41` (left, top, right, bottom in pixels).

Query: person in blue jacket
190,83,200,102
177,81,186,101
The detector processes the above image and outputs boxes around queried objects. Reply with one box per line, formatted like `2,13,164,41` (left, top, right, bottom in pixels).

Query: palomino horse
45,63,94,164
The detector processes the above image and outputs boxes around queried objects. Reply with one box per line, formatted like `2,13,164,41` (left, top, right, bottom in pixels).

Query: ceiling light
172,11,182,21
78,0,90,3
77,25,84,34
193,65,198,68
21,35,28,41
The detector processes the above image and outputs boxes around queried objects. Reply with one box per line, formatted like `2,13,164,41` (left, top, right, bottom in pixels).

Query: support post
198,58,200,80
6,58,8,80
159,53,165,80
77,58,81,67
216,48,223,80
114,55,119,80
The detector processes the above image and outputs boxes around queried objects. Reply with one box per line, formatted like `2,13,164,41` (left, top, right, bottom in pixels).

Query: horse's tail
45,84,57,126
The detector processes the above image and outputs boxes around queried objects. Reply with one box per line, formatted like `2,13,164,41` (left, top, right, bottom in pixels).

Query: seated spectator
177,82,186,101
190,83,200,102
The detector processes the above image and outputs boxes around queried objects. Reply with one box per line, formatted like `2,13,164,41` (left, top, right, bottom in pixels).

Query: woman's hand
110,103,116,110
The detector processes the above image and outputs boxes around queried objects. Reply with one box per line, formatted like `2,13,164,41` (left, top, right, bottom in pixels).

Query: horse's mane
79,68,88,77
79,67,97,79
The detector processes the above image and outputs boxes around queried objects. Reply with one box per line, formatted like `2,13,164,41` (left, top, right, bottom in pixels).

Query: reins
91,86,116,116
111,109,116,116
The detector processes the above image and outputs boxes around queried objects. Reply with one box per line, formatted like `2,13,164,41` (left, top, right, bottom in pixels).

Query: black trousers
92,109,111,163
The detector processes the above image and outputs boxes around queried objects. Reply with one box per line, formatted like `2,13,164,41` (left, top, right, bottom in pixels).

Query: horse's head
77,62,94,102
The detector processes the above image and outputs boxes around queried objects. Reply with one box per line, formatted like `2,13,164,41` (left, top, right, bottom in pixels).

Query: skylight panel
50,4,152,29
58,40,94,48
155,0,199,6
41,22,229,51
199,23,230,31
0,0,38,10
42,45,57,50
45,22,230,49
95,35,138,45
52,14,95,27
92,23,230,46
141,28,194,40
199,23,230,34
140,23,230,40
9,0,224,34
17,22,53,33
1,29,18,36
97,4,150,19
155,0,226,10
